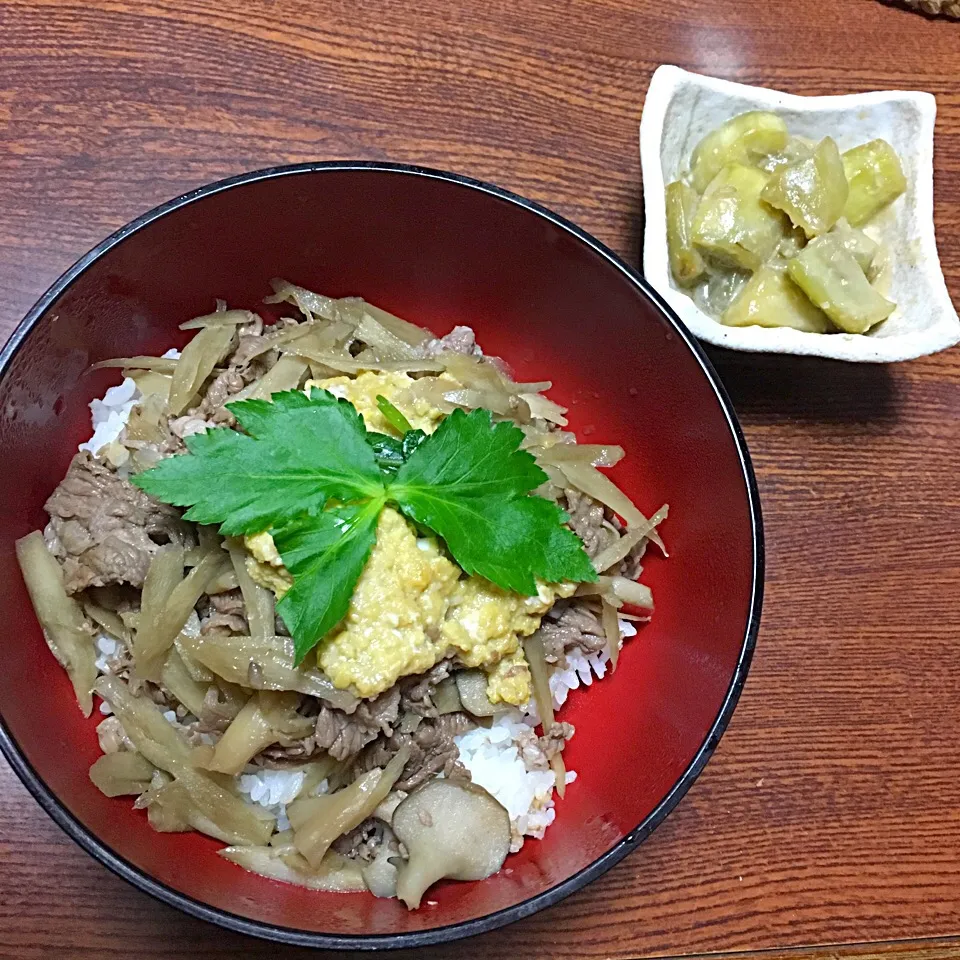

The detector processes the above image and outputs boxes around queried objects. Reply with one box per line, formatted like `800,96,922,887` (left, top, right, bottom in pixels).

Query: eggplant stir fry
667,111,907,334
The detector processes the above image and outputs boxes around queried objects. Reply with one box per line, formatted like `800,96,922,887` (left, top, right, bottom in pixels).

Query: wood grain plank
1,0,959,957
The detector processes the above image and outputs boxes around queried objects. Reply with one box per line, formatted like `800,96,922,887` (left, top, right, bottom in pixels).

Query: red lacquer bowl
0,164,762,949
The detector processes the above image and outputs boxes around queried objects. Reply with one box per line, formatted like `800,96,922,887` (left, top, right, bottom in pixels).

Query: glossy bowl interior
0,163,761,949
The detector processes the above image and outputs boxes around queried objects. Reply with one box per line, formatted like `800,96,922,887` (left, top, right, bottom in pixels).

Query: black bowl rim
0,160,763,950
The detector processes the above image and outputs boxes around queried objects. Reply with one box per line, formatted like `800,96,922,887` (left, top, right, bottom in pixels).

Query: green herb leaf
366,433,406,476
392,408,546,500
274,501,384,664
402,429,427,459
366,428,428,477
132,389,384,535
389,409,597,594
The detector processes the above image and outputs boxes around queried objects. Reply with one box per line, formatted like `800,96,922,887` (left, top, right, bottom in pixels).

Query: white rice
93,634,119,674
238,769,305,807
550,619,636,709
79,348,181,456
79,377,141,456
457,617,637,850
236,769,310,833
455,713,558,852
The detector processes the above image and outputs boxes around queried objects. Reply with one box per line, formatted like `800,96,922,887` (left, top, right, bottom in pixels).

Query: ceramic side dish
640,64,960,363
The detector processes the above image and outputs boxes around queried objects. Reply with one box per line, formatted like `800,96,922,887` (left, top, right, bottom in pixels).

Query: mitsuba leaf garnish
134,388,597,664
390,409,597,595
272,502,383,663
133,390,383,535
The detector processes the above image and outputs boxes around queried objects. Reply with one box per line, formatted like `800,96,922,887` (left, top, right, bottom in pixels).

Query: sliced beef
168,414,213,440
257,661,452,767
398,659,452,719
195,684,240,732
314,686,401,761
199,589,248,636
615,536,647,581
332,818,384,862
257,736,318,764
561,488,650,579
229,335,270,370
227,322,284,372
534,600,607,664
179,320,269,429
561,487,620,560
44,452,190,594
539,721,575,761
193,369,246,424
418,326,480,358
353,712,475,792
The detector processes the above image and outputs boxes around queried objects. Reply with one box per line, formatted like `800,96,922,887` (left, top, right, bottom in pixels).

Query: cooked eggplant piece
135,545,227,682
226,538,275,643
692,269,751,319
139,773,274,845
160,648,209,718
842,139,907,226
757,135,815,174
665,181,706,287
787,233,896,334
831,217,880,275
168,324,236,416
177,631,358,711
95,674,274,845
722,262,831,333
761,137,848,237
94,673,193,769
202,691,313,775
692,164,787,271
431,676,462,715
689,111,788,193
202,696,278,776
236,355,310,402
139,771,192,833
293,755,342,799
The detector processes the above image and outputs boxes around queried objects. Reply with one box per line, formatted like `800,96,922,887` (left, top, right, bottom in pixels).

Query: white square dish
640,64,960,363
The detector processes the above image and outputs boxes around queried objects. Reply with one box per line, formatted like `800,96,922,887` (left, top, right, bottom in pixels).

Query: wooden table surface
1,1,959,957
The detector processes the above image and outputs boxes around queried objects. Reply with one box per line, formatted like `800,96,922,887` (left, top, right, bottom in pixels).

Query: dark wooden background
1,1,959,958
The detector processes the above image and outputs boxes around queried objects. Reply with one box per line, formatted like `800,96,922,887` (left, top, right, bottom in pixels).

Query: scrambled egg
306,371,446,436
245,371,576,706
317,507,460,697
440,577,567,668
245,531,293,597
484,648,533,706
